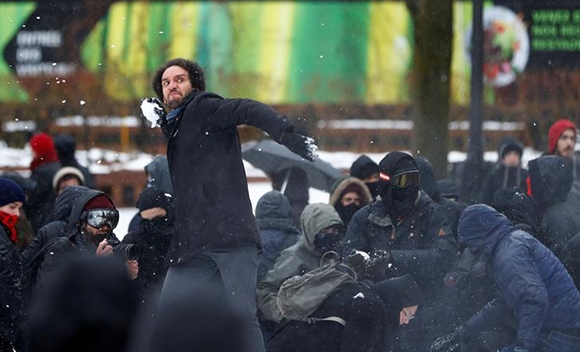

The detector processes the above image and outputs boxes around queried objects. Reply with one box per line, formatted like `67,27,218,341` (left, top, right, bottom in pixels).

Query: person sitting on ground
350,155,380,200
433,205,580,352
0,179,25,352
328,177,372,227
122,187,175,306
52,166,85,196
255,191,300,283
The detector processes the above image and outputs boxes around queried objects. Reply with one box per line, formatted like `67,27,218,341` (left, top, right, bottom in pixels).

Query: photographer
33,191,138,293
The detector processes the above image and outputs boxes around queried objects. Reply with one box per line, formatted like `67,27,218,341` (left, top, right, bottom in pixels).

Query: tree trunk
406,0,453,178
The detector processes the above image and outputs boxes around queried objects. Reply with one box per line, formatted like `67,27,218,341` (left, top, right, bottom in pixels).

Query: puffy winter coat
460,205,580,350
0,225,22,347
342,192,456,296
255,191,300,282
257,203,343,323
162,91,293,263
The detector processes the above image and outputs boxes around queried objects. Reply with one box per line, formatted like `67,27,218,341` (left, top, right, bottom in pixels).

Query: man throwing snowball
143,58,317,352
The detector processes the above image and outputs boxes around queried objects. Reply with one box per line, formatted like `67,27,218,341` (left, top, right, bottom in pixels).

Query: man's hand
365,249,393,280
280,132,319,161
343,251,368,278
141,98,166,128
399,305,418,325
96,239,113,256
126,260,139,280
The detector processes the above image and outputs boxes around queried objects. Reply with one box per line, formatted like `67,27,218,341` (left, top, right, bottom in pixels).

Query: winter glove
430,326,465,352
364,249,393,280
140,98,167,128
343,251,369,278
280,132,318,161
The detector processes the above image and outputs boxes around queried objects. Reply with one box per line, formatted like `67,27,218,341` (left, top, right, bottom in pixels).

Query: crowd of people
2,57,580,352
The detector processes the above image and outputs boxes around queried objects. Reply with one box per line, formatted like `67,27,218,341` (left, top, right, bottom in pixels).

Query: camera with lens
106,235,140,261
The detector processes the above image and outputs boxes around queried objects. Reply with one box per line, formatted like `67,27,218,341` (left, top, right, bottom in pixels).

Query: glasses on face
86,209,119,230
380,171,421,188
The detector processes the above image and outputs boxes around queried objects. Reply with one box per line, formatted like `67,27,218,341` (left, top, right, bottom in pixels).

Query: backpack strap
307,316,346,327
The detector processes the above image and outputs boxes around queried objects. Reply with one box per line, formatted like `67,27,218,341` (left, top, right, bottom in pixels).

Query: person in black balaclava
342,151,457,351
123,187,175,306
350,155,380,200
328,177,372,227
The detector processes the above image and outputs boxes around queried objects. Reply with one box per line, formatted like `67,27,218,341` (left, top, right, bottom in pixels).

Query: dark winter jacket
33,190,118,290
163,91,293,263
416,157,466,237
54,135,96,189
342,192,456,296
492,188,541,236
27,161,61,232
257,203,343,323
528,156,580,255
350,155,378,181
480,137,528,205
255,191,300,282
0,226,22,347
438,179,459,201
459,205,580,350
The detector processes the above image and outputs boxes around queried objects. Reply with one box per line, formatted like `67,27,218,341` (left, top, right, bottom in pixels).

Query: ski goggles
85,209,119,229
379,170,420,188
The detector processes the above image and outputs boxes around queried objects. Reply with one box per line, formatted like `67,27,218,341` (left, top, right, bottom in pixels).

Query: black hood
54,135,77,164
350,155,378,180
144,155,173,195
67,189,114,226
492,188,540,234
53,186,91,222
28,256,138,352
255,191,299,234
438,179,459,200
497,136,524,161
415,157,442,202
378,152,417,179
528,156,573,210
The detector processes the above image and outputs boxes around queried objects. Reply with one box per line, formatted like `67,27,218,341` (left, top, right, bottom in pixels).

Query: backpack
276,251,356,323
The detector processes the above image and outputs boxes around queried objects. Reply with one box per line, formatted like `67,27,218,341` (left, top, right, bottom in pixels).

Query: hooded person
53,134,96,189
527,156,580,255
27,256,139,352
33,191,138,291
122,187,175,304
433,205,580,352
0,179,25,352
492,188,541,237
341,151,457,351
350,155,380,199
27,133,61,232
127,155,173,234
254,191,300,282
328,177,372,227
480,137,528,205
415,157,466,238
438,179,460,202
1,172,36,252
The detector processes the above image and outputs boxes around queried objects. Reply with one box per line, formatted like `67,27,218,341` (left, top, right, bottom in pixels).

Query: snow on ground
115,181,330,239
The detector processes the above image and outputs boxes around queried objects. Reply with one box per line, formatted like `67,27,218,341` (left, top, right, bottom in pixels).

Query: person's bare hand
399,305,419,325
126,260,139,280
96,239,113,256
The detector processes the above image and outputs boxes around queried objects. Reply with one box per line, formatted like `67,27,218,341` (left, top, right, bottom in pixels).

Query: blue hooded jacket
459,204,580,349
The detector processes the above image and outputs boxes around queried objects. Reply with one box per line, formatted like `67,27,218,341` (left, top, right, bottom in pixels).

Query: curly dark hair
152,58,206,100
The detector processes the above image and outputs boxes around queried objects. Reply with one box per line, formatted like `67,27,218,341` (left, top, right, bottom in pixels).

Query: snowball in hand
140,98,165,128
305,137,319,161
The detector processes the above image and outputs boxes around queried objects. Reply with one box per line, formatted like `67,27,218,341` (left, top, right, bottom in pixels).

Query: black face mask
313,232,342,253
336,203,361,225
141,217,172,234
365,182,379,199
392,186,419,218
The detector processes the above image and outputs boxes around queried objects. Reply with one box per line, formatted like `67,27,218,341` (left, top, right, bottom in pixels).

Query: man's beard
166,96,183,110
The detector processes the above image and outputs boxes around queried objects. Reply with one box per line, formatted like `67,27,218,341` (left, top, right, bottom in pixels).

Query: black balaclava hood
351,155,379,199
378,152,420,218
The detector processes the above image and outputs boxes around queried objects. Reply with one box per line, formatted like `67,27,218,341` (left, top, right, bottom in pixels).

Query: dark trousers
160,245,265,352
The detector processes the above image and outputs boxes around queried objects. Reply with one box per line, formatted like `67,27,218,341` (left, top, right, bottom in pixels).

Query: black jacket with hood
255,191,300,282
32,190,120,291
162,92,293,263
480,137,528,205
415,157,466,238
528,156,580,255
54,135,96,189
27,161,61,232
0,225,22,348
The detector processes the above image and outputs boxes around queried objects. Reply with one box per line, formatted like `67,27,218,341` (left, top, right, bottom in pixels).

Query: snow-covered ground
115,181,330,239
